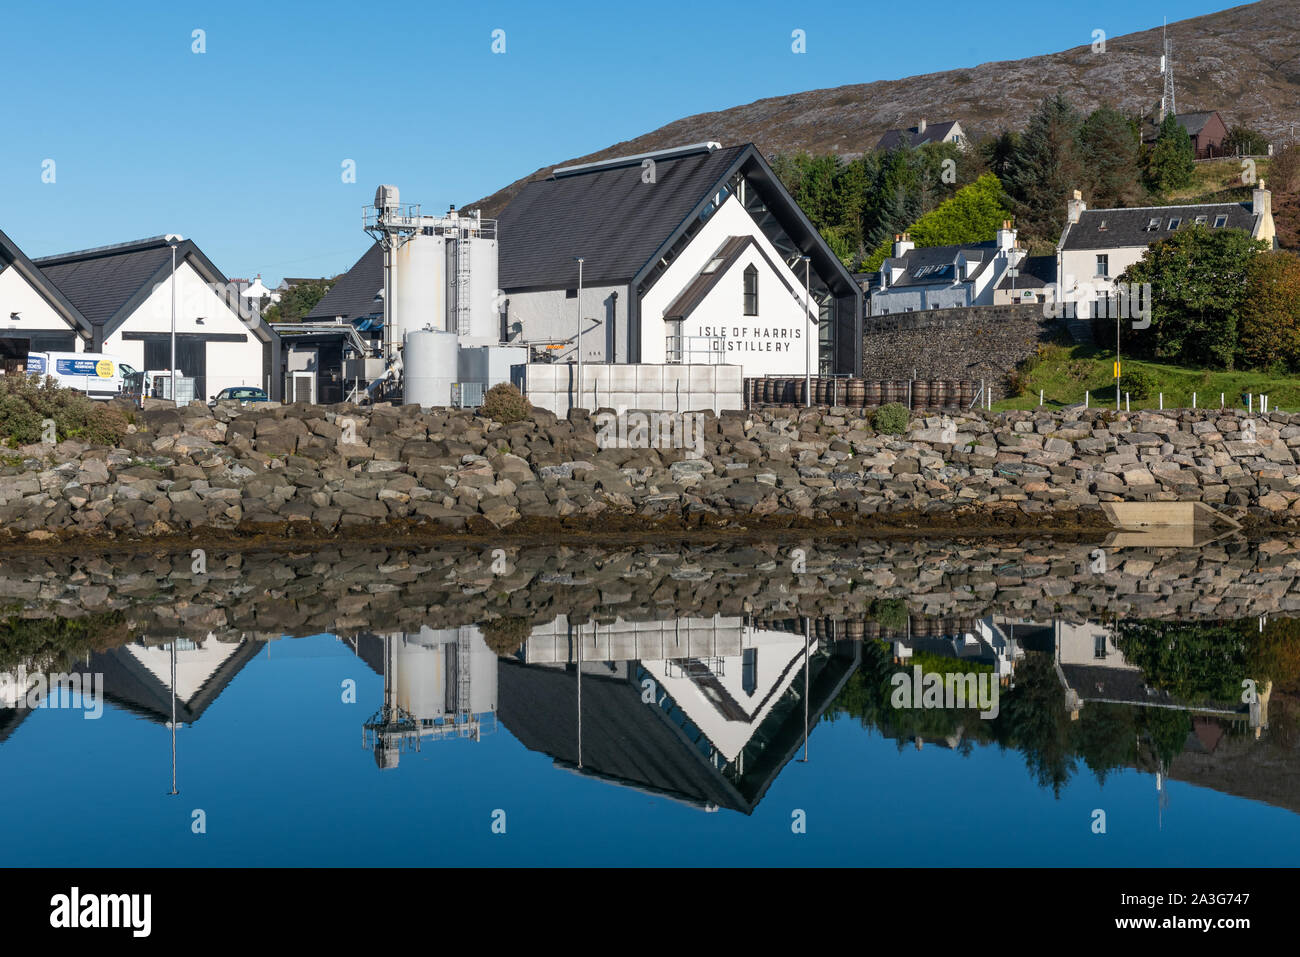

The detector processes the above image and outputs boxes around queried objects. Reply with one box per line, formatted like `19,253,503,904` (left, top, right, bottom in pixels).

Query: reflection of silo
403,328,458,407
392,232,447,342
392,625,498,723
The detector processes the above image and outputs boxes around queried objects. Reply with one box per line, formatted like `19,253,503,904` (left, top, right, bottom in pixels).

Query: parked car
210,386,269,406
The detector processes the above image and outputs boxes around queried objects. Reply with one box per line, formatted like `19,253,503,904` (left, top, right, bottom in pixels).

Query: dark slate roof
996,254,1056,290
305,243,383,321
36,238,179,326
1060,203,1257,251
498,144,749,289
1176,111,1219,136
881,241,998,289
875,121,960,152
86,639,262,725
0,227,93,335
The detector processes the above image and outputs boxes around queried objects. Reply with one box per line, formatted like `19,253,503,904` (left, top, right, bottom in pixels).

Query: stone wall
2,400,1300,544
862,303,1058,388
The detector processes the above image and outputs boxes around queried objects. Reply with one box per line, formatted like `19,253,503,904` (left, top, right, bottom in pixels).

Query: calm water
2,537,1299,866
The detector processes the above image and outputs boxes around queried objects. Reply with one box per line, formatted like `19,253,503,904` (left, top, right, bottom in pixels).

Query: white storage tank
392,232,447,342
466,235,500,344
403,327,458,407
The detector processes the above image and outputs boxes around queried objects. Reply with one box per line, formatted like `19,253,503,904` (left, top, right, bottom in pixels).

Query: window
742,649,757,695
1094,633,1108,659
1214,214,1229,228
1195,215,1208,225
1145,217,1161,230
742,264,758,315
1096,254,1109,278
565,288,577,299
1168,217,1181,229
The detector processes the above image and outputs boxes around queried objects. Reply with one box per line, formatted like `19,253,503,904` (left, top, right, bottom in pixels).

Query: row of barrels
746,377,977,410
759,616,979,641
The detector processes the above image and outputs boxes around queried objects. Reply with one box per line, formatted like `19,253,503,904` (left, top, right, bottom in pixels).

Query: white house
28,235,281,400
875,119,968,152
869,223,1022,314
0,227,96,357
1056,185,1277,314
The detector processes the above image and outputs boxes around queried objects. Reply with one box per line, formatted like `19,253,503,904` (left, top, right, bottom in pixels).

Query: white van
26,352,138,401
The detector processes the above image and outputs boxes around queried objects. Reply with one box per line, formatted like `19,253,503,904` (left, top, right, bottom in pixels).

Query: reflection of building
88,636,260,724
351,626,499,769
501,614,859,814
889,616,1024,684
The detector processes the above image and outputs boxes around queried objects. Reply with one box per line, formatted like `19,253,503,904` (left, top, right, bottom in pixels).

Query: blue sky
1,0,1237,284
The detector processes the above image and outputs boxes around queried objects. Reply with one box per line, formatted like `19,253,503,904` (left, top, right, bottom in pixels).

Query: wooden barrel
845,378,865,408
847,620,865,641
880,381,898,405
911,379,931,410
864,380,882,407
894,380,910,405
958,380,976,409
927,379,946,410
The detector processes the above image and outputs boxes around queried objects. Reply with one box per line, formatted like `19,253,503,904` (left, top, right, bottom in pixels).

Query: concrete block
688,365,716,392
637,365,664,392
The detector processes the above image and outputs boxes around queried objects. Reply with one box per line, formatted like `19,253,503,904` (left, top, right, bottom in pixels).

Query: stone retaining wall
2,400,1300,543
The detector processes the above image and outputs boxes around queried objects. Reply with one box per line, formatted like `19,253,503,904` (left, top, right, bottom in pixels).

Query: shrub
0,374,129,447
875,402,909,434
872,598,910,633
481,382,531,424
480,616,532,657
1118,367,1157,400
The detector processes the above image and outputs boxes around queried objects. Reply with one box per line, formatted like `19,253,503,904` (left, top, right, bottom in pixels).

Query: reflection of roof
1058,663,1178,707
87,639,261,724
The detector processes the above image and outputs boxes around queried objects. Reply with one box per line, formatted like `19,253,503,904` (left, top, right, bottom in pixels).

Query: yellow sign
95,359,115,378
1113,361,1121,378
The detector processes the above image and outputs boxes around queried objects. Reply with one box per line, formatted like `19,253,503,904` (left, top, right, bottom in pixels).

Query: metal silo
402,327,458,407
392,233,447,343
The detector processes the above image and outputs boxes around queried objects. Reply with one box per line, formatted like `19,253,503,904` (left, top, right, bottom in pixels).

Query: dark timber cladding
498,142,862,374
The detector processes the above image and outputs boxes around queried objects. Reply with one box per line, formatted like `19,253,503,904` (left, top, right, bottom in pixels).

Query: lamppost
165,235,182,403
574,257,584,411
800,256,812,407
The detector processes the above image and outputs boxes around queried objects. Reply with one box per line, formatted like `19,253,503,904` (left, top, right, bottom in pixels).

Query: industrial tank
403,327,458,407
392,232,447,342
465,235,499,344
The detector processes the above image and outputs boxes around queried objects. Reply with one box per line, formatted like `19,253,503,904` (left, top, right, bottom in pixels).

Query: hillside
468,0,1300,218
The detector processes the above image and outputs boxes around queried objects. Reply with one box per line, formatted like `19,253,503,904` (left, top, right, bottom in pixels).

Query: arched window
743,264,758,315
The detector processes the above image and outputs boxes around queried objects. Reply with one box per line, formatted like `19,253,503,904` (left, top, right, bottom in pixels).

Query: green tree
262,277,337,323
980,129,1021,182
1118,226,1268,367
1238,250,1300,370
1222,125,1269,157
860,173,1012,271
1004,93,1086,242
1144,113,1195,192
1079,106,1145,208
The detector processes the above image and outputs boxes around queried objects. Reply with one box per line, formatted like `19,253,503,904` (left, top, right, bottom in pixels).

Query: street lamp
799,256,812,407
574,257,584,411
165,235,182,403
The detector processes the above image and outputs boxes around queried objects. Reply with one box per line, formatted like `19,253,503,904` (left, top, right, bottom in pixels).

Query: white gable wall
0,264,82,348
100,260,266,398
640,194,815,377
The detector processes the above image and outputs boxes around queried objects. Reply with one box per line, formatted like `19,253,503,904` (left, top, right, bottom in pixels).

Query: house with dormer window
869,222,1023,314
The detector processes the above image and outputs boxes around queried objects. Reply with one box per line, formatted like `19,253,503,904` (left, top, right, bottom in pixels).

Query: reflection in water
1,541,1298,857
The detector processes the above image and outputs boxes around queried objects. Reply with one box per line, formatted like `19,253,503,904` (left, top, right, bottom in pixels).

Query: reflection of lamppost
165,235,182,403
166,638,178,795
800,256,811,407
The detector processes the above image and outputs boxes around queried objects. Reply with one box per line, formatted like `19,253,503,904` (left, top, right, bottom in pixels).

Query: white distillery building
27,236,282,401
494,142,862,378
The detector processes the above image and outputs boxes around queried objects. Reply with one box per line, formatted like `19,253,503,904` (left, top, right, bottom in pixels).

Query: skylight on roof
1195,215,1208,225
1214,215,1228,228
701,256,725,274
1145,218,1161,230
1168,218,1181,229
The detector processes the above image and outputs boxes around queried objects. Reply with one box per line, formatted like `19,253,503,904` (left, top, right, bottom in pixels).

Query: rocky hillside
470,0,1300,218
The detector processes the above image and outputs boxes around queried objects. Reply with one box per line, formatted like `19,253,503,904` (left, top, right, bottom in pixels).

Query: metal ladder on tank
455,632,472,720
453,234,472,335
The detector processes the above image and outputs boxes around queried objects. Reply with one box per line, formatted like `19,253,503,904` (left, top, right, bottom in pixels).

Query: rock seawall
2,401,1299,543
